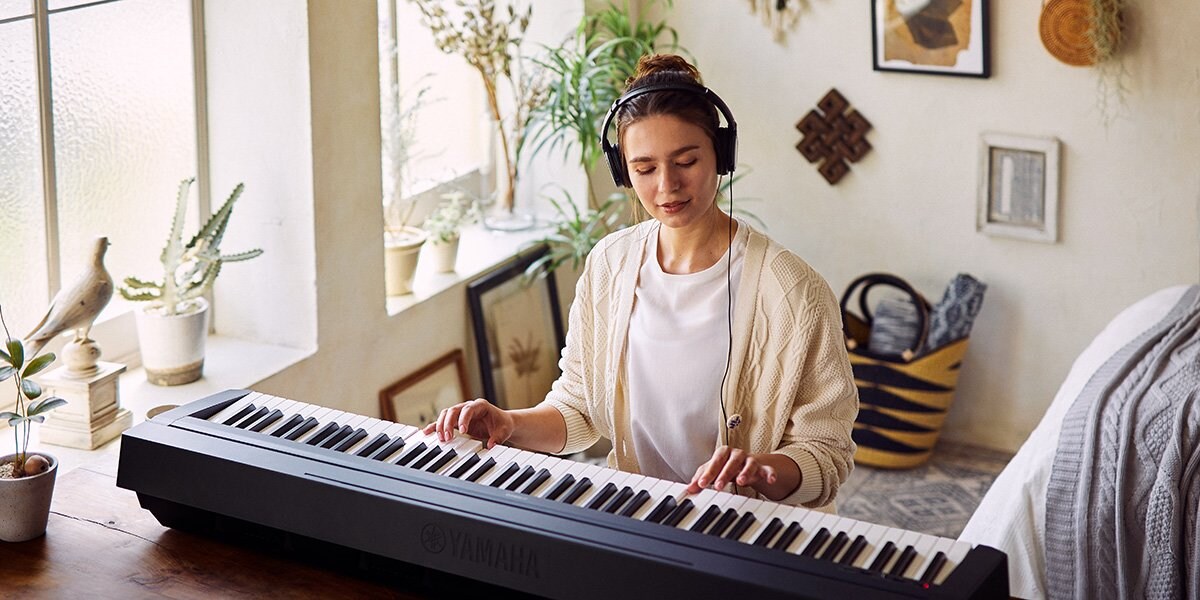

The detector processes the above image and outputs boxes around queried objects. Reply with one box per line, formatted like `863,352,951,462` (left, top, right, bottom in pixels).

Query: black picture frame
467,245,565,410
871,0,990,78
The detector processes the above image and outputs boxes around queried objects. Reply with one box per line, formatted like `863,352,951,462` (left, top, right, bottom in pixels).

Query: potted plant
119,178,263,386
524,188,624,281
0,305,67,542
422,191,481,273
381,78,434,296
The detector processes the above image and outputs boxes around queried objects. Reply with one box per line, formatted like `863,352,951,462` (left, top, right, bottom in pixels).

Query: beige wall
664,1,1200,450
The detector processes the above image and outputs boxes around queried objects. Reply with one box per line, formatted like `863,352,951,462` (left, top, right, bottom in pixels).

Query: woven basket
1039,0,1118,67
842,274,970,469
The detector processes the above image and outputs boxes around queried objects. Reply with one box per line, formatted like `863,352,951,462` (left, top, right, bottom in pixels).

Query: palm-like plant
524,188,624,281
0,305,65,479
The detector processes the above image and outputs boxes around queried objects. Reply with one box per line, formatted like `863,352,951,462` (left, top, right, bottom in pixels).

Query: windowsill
4,336,311,476
386,221,554,315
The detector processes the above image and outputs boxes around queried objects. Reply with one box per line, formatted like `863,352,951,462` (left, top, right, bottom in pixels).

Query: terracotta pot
135,297,210,386
0,452,58,542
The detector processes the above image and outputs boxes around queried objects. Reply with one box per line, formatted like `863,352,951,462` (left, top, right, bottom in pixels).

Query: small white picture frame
977,132,1060,243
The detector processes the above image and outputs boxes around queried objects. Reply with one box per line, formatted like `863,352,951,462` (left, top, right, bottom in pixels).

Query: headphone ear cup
715,127,737,175
605,143,631,187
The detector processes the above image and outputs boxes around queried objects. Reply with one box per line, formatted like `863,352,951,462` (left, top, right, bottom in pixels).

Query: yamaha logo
420,524,447,554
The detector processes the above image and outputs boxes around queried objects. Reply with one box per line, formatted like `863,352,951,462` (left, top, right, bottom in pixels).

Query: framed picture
871,0,990,78
379,349,470,427
467,245,565,410
977,132,1061,243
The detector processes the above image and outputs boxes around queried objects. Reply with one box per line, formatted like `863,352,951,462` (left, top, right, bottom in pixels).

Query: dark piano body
116,389,1009,599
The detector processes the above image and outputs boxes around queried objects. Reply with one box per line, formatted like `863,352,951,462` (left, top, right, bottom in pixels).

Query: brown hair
616,54,720,150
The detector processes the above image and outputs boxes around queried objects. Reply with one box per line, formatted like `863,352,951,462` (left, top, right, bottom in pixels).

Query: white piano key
831,520,872,563
880,530,920,574
780,508,829,553
337,419,398,455
849,523,892,570
629,480,678,521
900,533,940,580
915,537,956,585
672,488,720,530
520,456,571,497
208,392,266,424
571,469,631,508
935,540,974,586
735,501,792,545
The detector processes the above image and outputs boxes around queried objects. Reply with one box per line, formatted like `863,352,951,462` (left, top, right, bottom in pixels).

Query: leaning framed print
379,349,470,427
467,245,565,410
976,132,1061,243
871,0,990,78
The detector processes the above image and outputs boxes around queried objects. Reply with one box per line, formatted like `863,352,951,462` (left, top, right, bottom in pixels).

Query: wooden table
0,454,427,599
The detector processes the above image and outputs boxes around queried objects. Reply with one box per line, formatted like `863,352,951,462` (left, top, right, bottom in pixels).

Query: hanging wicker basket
1039,0,1120,67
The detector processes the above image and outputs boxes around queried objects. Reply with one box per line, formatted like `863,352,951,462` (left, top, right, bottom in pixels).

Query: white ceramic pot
385,227,426,295
426,236,460,273
135,297,210,386
0,452,58,542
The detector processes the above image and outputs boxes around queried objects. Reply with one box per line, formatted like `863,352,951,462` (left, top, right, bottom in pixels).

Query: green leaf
0,411,17,421
20,378,41,400
0,345,9,364
28,397,65,416
22,352,55,378
7,415,24,427
7,339,23,370
0,365,13,382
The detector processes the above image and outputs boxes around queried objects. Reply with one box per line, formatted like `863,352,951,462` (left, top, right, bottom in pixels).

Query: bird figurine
24,236,114,359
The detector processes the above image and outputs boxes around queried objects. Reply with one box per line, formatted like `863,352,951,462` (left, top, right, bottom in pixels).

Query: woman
427,54,858,511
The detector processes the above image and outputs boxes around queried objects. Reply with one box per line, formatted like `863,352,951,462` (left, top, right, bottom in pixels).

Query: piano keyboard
117,390,1008,599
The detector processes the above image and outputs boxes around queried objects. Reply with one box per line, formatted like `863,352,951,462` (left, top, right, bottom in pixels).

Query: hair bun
626,54,702,88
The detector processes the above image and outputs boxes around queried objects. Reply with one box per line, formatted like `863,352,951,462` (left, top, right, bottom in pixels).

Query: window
0,0,200,353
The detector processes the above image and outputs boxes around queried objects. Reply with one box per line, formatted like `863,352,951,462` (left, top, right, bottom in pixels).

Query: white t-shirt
626,221,748,482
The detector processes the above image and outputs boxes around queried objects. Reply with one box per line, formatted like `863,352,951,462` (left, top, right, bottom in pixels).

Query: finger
734,456,766,487
456,400,484,439
695,446,731,489
685,463,709,495
435,404,462,442
713,449,746,490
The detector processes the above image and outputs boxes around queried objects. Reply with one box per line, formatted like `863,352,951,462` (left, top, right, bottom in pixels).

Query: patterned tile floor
837,441,1014,539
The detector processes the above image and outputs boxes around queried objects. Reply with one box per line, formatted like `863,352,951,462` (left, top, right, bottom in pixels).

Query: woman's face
622,114,720,230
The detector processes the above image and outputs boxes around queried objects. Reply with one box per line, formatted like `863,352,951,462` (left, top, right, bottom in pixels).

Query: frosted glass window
0,0,31,22
0,18,50,333
50,0,196,304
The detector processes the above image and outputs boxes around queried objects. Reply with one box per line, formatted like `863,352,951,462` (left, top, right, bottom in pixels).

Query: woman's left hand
686,445,777,495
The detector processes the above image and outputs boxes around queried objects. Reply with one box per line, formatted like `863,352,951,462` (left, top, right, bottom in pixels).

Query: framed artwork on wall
871,0,990,78
977,132,1061,243
379,349,470,427
467,245,565,410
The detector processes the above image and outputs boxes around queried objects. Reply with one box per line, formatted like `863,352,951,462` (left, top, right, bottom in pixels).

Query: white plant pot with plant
422,192,480,274
120,178,263,386
0,306,67,542
385,226,427,295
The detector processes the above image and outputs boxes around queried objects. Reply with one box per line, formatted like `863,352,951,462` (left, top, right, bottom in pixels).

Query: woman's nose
658,168,680,193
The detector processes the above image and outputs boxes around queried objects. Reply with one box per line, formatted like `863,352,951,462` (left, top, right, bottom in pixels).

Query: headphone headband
600,81,738,187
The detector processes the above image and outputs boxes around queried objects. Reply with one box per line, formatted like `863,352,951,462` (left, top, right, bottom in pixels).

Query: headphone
600,81,739,188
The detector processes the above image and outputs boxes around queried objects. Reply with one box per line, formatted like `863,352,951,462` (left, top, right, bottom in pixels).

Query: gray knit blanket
1045,285,1200,600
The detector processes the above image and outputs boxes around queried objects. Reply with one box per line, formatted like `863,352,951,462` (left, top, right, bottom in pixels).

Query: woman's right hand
423,399,515,449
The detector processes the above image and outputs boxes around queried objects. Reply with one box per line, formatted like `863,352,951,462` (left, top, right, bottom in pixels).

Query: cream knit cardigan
543,220,859,509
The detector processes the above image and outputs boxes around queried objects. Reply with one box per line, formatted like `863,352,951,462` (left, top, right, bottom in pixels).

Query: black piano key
801,528,831,557
409,446,444,470
661,499,695,527
465,457,497,482
724,512,757,540
284,417,319,441
617,490,652,518
354,433,390,457
868,542,897,573
688,505,723,533
395,442,429,466
448,453,481,478
705,508,740,537
222,404,257,426
599,486,634,514
541,474,576,501
249,409,284,433
269,414,305,438
425,449,459,473
370,436,407,461
234,406,269,429
518,468,552,495
770,521,803,551
488,462,522,488
333,428,369,453
584,482,619,510
819,531,850,561
560,478,593,504
319,425,355,449
919,551,948,586
644,496,677,524
304,422,340,446
838,535,868,566
888,545,918,577
752,517,784,547
504,465,537,491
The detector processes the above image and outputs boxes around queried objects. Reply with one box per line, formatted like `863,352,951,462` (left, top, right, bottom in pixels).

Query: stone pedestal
36,362,131,450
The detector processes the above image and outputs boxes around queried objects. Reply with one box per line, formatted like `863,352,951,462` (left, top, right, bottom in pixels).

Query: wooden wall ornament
745,0,804,43
795,89,873,185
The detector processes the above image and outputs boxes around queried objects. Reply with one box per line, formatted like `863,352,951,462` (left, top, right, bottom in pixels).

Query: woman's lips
659,199,689,214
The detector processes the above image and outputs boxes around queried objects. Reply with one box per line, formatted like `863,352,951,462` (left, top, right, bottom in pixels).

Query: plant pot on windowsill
0,452,59,542
134,297,210,386
425,236,460,273
385,226,427,296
